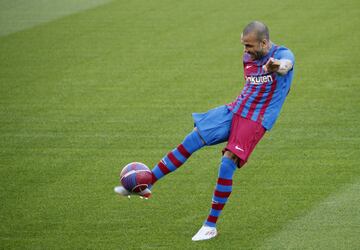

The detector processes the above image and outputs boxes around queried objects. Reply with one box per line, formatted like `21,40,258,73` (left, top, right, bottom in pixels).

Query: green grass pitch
1,0,359,249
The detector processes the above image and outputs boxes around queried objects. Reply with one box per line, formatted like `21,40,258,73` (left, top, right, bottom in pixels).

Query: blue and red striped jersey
228,44,295,130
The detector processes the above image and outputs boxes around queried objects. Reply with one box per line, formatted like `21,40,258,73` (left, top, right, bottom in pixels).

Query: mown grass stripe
0,0,112,37
259,180,360,250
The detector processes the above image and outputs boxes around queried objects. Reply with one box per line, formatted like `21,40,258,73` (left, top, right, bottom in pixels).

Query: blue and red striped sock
151,130,204,184
205,156,237,227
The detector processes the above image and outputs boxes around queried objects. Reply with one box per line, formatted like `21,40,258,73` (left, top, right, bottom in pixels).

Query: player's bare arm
263,57,293,75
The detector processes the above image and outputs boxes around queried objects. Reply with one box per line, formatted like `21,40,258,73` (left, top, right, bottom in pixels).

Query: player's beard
252,44,266,60
251,51,262,60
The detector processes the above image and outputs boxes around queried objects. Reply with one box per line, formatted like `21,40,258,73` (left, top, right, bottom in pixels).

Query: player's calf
151,129,205,184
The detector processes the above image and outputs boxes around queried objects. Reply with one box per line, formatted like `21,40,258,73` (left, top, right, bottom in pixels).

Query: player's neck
264,41,273,55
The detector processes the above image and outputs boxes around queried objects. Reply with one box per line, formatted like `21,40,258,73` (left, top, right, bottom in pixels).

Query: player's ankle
204,222,216,228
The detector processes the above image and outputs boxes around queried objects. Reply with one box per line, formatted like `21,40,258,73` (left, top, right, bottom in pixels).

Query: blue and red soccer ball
120,162,152,193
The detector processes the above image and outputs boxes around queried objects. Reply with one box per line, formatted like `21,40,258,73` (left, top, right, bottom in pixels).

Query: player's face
241,32,267,60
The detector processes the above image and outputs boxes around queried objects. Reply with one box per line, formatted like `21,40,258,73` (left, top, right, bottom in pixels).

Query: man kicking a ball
115,21,295,241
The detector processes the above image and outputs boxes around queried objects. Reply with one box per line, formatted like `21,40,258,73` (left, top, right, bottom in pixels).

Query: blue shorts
192,105,233,145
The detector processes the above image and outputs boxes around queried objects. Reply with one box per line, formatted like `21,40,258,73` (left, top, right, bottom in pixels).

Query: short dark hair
243,21,269,41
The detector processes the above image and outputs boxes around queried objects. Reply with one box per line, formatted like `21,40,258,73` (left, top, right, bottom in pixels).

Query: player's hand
263,57,280,73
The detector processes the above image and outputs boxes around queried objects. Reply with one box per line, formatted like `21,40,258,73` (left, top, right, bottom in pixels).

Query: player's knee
224,150,239,165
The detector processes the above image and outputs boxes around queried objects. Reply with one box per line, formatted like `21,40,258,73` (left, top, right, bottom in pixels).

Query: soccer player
115,21,295,241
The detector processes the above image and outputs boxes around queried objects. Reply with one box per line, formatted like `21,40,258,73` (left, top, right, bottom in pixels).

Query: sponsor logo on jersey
246,75,273,85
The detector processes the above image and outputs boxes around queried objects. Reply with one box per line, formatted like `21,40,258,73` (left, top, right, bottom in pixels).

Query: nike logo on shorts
235,146,244,152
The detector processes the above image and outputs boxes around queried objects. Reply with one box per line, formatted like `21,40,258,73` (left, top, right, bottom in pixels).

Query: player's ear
260,39,267,49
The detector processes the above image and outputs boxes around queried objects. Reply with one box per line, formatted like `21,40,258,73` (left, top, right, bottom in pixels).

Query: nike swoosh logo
235,146,244,152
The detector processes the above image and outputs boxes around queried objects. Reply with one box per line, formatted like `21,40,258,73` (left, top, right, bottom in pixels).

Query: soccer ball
120,162,152,193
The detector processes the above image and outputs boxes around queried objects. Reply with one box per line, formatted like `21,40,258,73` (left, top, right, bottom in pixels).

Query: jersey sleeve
275,47,295,66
